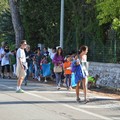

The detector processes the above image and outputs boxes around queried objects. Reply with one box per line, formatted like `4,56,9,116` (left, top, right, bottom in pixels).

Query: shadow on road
0,97,119,105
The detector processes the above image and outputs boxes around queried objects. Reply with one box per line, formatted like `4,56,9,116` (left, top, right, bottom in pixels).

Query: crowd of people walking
0,40,89,103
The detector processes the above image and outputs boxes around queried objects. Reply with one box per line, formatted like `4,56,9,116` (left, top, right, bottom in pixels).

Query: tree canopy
0,0,120,62
0,0,9,13
96,0,120,31
0,0,15,49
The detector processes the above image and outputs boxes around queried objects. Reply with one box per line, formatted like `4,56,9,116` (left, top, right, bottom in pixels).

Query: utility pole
60,0,64,48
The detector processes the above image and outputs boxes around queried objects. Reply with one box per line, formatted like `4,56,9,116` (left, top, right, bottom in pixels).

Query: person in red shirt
63,55,72,90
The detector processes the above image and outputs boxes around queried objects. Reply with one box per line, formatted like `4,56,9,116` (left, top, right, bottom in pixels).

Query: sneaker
37,76,41,81
25,82,27,86
2,75,5,79
76,98,81,103
63,83,66,87
8,76,11,79
84,98,90,104
16,89,24,93
57,86,61,90
44,80,47,83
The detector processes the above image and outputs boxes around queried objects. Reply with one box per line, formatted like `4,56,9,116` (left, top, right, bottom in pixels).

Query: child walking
33,49,41,81
40,55,48,82
63,55,72,90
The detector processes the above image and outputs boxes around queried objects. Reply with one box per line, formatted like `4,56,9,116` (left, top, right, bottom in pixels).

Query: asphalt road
0,78,120,120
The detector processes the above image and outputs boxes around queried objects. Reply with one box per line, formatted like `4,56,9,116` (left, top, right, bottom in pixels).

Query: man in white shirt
50,47,56,60
16,40,27,93
0,42,6,76
1,46,11,78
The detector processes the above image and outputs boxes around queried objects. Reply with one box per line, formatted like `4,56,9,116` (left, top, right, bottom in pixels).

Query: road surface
0,78,120,120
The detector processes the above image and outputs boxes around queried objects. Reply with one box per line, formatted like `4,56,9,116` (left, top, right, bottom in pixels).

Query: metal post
60,0,64,48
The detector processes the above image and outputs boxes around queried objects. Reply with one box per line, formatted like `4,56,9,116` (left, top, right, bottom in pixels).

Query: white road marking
0,83,113,120
78,104,120,109
111,117,120,120
0,84,15,89
30,90,76,94
26,91,113,120
1,84,119,109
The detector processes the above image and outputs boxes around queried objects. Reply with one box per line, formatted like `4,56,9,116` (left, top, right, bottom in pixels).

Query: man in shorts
16,40,27,93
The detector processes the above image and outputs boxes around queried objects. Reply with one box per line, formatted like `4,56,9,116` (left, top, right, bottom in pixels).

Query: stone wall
89,62,120,89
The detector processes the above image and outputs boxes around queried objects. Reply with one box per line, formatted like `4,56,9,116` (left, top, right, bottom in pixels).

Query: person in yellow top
63,55,72,90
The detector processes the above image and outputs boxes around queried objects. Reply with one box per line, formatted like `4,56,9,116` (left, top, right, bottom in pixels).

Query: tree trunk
9,0,24,48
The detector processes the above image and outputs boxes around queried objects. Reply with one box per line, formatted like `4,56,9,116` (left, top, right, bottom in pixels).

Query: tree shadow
0,97,119,105
89,87,120,97
0,100,76,105
89,98,120,103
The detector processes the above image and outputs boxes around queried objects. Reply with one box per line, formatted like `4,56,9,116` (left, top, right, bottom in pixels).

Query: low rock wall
89,62,120,89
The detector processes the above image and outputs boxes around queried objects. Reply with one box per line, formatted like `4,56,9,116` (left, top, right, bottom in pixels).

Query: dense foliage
0,0,15,49
0,0,120,62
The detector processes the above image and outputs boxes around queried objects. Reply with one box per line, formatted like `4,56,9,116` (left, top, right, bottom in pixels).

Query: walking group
0,40,89,103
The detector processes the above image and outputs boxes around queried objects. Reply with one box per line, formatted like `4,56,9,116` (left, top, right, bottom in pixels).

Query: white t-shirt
50,52,56,60
0,47,4,61
16,48,26,64
1,51,11,66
